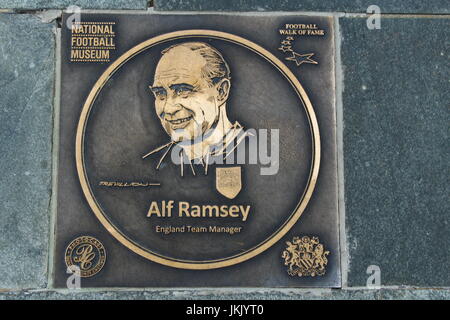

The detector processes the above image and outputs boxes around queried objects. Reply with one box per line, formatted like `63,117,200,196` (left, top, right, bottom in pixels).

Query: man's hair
161,42,231,86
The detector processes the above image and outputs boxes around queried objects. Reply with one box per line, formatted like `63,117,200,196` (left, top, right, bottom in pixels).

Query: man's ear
216,78,231,103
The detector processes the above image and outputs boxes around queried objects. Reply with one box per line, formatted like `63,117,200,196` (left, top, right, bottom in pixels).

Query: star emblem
285,52,318,66
286,36,294,41
281,40,292,45
278,45,293,53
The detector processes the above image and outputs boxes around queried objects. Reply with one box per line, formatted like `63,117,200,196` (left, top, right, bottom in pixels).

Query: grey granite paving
341,17,449,287
0,0,148,10
0,13,54,288
155,0,449,14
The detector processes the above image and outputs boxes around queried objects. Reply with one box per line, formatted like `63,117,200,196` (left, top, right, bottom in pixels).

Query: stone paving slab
341,17,449,287
0,288,449,300
155,0,450,14
0,13,54,288
0,0,148,10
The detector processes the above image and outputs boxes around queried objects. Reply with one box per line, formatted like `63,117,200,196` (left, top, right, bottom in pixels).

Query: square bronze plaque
54,13,340,287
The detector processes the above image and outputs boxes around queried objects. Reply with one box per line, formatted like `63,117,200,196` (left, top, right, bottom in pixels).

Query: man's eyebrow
149,85,165,92
169,83,195,90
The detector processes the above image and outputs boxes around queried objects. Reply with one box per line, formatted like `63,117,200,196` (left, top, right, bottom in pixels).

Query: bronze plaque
54,13,340,287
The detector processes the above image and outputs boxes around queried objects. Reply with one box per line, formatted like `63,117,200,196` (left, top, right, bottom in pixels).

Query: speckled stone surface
155,0,449,14
341,17,449,287
0,288,449,300
0,0,148,10
0,14,54,288
380,289,450,300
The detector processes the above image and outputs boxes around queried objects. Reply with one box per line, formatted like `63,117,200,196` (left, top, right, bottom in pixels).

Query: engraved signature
99,181,160,187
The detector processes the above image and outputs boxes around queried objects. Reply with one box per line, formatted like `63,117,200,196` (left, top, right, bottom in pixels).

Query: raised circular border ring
75,30,321,270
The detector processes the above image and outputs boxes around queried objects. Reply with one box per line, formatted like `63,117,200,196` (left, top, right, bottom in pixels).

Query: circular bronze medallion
76,30,320,270
65,236,106,277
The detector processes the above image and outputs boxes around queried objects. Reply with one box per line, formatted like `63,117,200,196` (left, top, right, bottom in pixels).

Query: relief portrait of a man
143,42,248,177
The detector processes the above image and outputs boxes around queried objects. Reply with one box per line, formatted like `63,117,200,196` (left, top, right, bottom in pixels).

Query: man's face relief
150,46,230,143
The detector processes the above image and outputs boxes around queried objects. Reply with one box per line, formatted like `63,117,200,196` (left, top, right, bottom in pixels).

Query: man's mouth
167,115,193,125
166,115,194,129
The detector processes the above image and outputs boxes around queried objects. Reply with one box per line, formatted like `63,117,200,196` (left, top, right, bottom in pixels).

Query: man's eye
175,87,192,96
154,91,166,100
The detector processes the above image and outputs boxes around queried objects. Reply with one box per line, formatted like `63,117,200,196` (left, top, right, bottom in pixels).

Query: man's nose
163,99,183,117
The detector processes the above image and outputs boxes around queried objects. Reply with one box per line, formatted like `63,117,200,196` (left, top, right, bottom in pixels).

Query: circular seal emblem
76,30,320,270
65,236,106,277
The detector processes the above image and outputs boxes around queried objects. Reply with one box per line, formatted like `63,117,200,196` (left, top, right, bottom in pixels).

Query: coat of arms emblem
282,236,330,277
